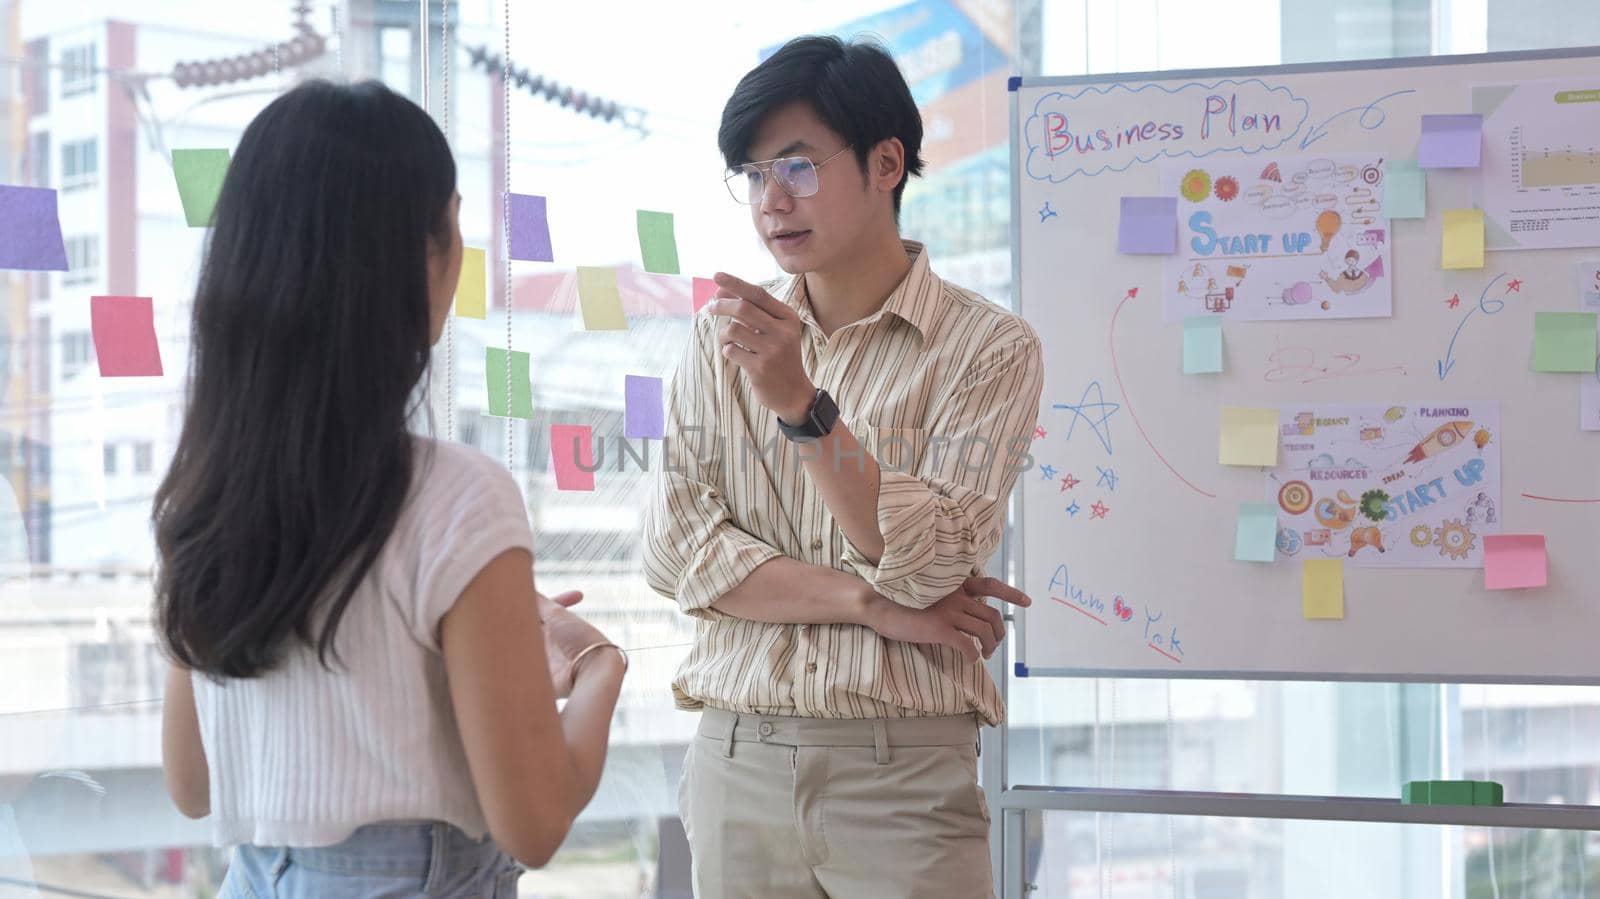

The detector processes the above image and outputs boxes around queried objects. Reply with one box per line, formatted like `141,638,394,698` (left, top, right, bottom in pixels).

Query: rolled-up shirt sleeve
839,320,1044,609
643,315,785,620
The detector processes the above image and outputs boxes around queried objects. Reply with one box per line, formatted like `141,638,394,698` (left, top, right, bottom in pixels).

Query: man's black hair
718,35,925,213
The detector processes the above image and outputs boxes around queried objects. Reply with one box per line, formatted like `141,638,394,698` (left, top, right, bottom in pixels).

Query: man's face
740,102,877,275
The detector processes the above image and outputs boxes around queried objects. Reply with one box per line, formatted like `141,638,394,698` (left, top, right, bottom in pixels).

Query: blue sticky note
0,185,69,271
1235,502,1279,563
1118,196,1177,254
507,193,554,262
1183,316,1224,374
1418,114,1482,169
1383,159,1426,219
624,374,664,439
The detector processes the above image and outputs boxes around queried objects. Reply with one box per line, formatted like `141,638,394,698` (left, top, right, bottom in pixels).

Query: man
643,35,1042,899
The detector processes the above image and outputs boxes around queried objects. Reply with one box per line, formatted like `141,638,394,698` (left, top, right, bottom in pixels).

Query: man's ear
870,138,906,196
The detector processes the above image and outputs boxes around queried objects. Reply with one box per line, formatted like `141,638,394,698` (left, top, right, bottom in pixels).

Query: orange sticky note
550,424,596,491
1483,534,1546,590
1302,559,1344,620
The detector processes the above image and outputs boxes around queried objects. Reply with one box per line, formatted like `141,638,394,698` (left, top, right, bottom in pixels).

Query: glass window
103,444,117,476
59,43,96,98
60,138,97,190
62,235,97,286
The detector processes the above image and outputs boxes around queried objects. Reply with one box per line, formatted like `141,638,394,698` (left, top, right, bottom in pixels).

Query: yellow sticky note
1219,406,1280,466
1442,209,1484,269
455,246,486,319
1303,559,1345,620
576,266,628,330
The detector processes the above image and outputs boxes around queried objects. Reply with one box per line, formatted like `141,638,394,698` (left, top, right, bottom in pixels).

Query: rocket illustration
1405,421,1473,463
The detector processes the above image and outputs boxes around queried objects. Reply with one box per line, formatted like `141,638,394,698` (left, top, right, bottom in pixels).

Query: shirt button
805,662,818,674
758,722,774,736
811,538,824,551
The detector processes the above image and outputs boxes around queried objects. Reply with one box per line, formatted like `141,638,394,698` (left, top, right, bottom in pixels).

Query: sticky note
1234,502,1278,563
1401,781,1428,805
0,185,69,270
692,277,717,314
637,210,681,275
550,424,596,491
576,266,627,330
507,193,554,262
171,149,230,228
1531,311,1597,372
1483,534,1547,590
485,347,533,419
455,246,486,319
1219,407,1279,466
1427,780,1475,806
1382,159,1426,219
1117,196,1177,254
90,296,163,377
1441,209,1484,269
1302,559,1344,620
1472,781,1505,807
1183,316,1224,374
624,374,664,439
1418,114,1482,168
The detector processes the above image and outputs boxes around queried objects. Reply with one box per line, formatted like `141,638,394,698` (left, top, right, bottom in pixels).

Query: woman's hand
536,590,615,699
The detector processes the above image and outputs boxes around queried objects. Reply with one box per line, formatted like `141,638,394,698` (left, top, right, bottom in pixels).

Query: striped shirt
642,241,1043,726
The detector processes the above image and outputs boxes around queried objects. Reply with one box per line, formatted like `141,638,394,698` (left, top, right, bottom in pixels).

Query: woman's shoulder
408,437,524,511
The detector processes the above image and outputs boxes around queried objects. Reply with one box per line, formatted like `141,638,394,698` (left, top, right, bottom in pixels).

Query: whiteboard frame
1008,45,1600,684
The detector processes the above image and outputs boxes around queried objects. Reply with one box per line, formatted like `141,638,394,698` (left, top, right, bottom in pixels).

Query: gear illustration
1214,175,1240,201
1359,489,1391,522
1433,519,1477,561
1410,525,1434,548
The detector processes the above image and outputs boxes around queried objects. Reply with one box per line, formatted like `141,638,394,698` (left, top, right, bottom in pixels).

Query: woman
155,79,624,897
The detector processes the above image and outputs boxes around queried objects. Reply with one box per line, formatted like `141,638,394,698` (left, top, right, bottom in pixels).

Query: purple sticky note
0,185,69,271
91,296,164,377
1118,196,1177,254
507,192,554,262
1483,534,1547,590
624,375,664,439
1418,114,1482,169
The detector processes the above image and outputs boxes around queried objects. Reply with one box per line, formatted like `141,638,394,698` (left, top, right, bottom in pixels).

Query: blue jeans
219,821,523,898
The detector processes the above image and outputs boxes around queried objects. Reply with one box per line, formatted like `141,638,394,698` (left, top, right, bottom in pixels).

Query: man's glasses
723,146,853,205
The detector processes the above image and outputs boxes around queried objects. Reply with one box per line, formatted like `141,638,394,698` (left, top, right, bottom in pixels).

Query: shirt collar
782,240,937,341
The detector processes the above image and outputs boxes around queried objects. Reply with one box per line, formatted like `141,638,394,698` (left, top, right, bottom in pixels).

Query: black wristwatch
776,388,839,442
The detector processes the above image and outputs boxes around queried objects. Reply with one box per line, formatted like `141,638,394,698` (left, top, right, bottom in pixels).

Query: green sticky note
1428,780,1475,806
172,149,231,228
1383,160,1426,219
636,210,681,275
1234,503,1279,562
485,347,533,419
1183,316,1224,374
1441,209,1485,269
1219,407,1280,466
1472,781,1505,806
577,266,628,330
1532,311,1598,372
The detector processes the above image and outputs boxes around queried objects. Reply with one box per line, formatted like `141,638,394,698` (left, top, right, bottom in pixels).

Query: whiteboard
1011,49,1600,681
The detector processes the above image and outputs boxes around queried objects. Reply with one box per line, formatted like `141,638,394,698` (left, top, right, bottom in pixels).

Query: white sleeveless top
192,439,535,848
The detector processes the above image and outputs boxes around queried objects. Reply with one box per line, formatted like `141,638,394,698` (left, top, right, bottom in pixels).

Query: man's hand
703,272,815,424
862,576,1033,663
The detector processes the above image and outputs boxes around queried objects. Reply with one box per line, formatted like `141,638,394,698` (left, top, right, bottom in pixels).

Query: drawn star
1090,500,1110,519
1446,293,1461,309
1096,465,1119,492
1506,278,1523,293
1039,464,1059,480
1037,201,1058,223
1060,473,1080,492
1034,425,1048,440
1066,501,1081,517
1052,380,1121,455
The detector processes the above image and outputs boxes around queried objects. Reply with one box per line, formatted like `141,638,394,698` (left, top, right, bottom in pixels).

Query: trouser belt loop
872,720,891,766
722,712,739,759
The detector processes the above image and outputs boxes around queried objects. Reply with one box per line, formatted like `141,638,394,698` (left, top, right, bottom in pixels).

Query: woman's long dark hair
155,80,456,678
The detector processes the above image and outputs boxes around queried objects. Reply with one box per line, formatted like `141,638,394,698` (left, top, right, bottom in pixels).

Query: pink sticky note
692,277,717,314
1483,534,1547,590
549,424,595,492
90,296,163,376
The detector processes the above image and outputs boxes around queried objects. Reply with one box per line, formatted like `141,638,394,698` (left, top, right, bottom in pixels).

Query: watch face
811,390,839,433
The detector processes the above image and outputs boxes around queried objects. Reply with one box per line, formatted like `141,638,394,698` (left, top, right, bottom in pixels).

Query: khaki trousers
679,708,995,899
